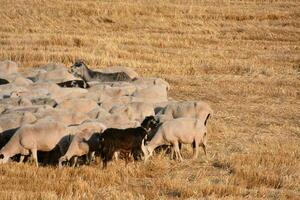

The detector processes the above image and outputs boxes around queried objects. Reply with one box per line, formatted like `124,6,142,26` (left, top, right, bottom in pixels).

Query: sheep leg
124,152,130,166
85,154,90,165
102,159,108,169
72,157,78,167
19,155,25,163
90,152,95,162
170,146,174,160
142,141,162,162
113,152,119,161
144,146,154,162
102,150,114,169
202,132,207,156
192,140,199,160
31,149,38,167
161,146,168,156
171,144,178,160
132,148,140,161
179,142,182,151
173,143,182,160
102,153,113,169
58,156,66,168
173,142,183,162
173,146,178,160
201,143,207,156
43,152,50,165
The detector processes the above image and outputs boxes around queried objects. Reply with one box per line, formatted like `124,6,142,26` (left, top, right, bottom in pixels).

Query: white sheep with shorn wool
142,118,207,162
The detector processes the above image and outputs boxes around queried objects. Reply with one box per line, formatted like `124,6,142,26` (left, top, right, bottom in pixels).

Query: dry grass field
0,0,299,199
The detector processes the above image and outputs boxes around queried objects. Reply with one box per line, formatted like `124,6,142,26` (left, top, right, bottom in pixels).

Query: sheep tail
204,113,210,126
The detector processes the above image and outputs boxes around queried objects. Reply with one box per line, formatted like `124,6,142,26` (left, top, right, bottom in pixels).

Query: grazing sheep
141,118,207,162
56,98,98,114
109,102,155,123
97,116,158,168
153,101,178,114
52,87,88,103
30,97,57,107
0,97,33,108
0,58,214,169
97,114,140,129
158,101,213,126
29,64,75,83
87,107,111,119
88,82,136,97
132,85,168,103
34,108,89,126
0,117,68,166
69,59,133,82
0,84,28,99
59,122,106,167
0,111,37,132
99,96,132,111
133,77,170,91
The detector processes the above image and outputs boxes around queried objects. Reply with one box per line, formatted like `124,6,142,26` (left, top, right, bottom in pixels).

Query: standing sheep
0,117,68,167
98,116,159,168
158,101,213,126
59,122,106,167
141,118,207,162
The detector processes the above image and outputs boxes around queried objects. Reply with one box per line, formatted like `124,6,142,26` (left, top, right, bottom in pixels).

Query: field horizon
0,0,299,199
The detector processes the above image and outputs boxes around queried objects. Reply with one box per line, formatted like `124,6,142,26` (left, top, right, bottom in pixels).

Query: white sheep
158,101,213,126
59,122,106,167
0,117,68,167
142,118,207,162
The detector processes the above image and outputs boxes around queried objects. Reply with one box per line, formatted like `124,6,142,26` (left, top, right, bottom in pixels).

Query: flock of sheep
0,59,213,168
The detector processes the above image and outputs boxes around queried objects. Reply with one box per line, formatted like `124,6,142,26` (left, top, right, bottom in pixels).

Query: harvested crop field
0,0,299,199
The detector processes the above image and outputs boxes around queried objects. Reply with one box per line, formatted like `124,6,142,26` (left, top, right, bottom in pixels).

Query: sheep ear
0,154,4,159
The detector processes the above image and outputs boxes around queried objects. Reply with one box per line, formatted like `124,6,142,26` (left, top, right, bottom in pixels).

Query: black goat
97,116,158,168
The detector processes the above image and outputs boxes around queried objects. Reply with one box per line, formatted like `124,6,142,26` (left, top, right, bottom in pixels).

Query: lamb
141,118,207,162
69,59,133,82
0,117,68,167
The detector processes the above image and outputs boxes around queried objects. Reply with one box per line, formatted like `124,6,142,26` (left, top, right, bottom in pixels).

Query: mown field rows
0,0,299,199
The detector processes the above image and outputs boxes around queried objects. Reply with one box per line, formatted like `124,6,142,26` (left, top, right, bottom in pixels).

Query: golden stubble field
0,0,299,199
